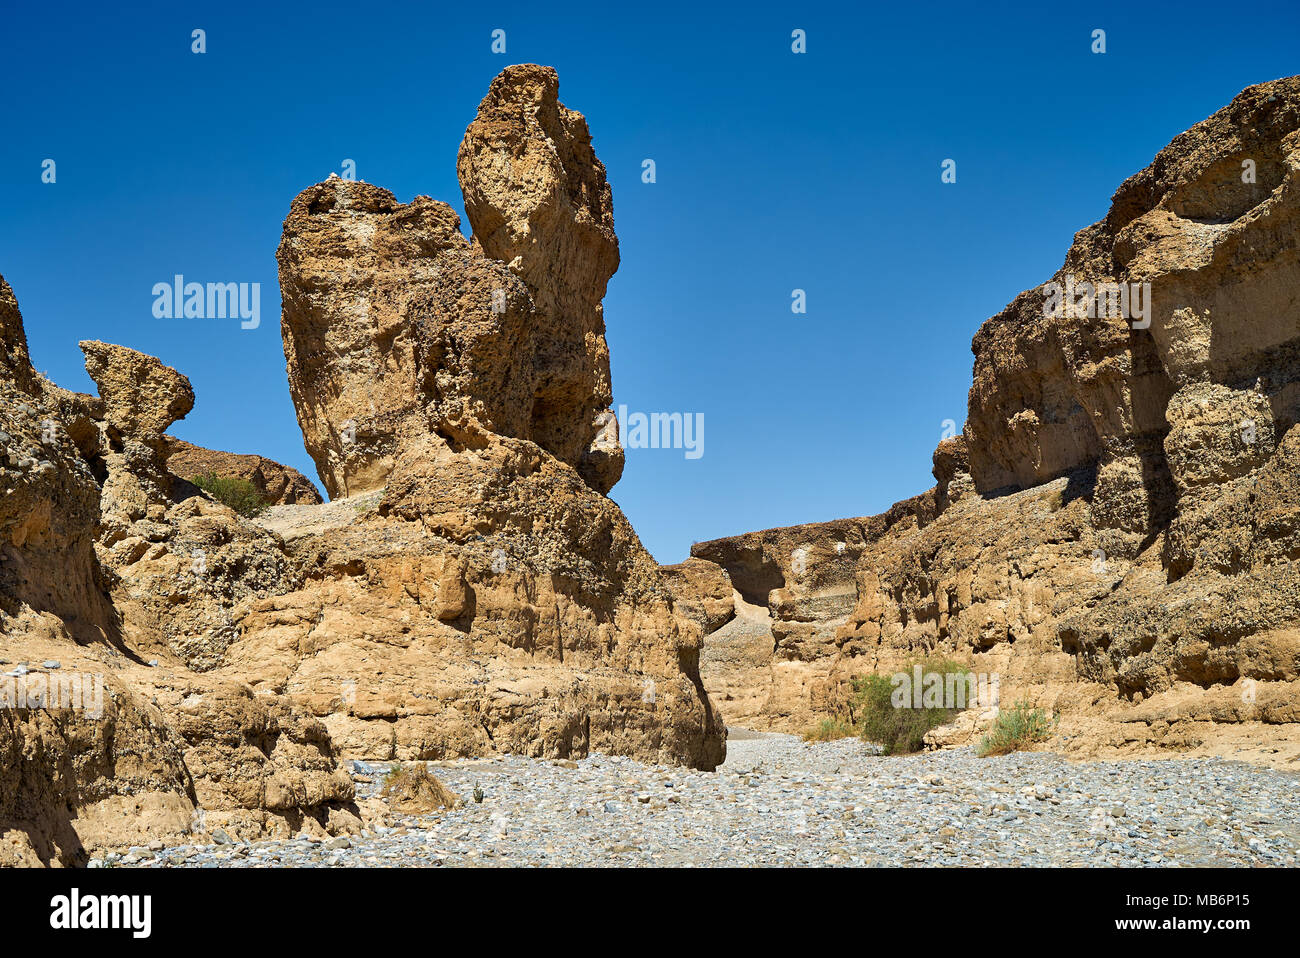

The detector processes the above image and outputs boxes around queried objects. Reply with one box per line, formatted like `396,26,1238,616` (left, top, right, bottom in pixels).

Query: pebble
108,735,1300,869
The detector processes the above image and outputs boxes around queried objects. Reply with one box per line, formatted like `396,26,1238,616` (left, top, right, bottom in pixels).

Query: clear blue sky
3,1,1297,562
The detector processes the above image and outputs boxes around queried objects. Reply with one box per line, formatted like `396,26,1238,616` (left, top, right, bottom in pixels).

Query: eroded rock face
80,341,194,452
966,79,1300,551
662,558,735,636
0,286,359,866
675,78,1300,764
457,64,623,494
265,66,723,769
79,340,194,522
0,341,113,650
684,500,936,730
218,432,726,769
278,65,623,500
0,276,39,397
166,437,323,506
277,182,538,499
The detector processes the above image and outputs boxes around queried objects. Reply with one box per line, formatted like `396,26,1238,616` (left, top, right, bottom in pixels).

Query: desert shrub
381,762,459,812
855,657,972,755
802,717,857,742
977,701,1054,757
192,472,268,518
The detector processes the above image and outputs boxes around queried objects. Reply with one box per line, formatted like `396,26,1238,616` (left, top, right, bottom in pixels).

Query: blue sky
3,0,1298,562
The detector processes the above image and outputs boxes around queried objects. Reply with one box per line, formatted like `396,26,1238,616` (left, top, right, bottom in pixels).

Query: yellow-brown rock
264,65,724,769
457,64,623,494
165,437,322,506
673,78,1300,765
0,290,359,866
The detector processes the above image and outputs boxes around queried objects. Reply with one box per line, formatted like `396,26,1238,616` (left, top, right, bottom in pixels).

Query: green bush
855,657,972,755
977,701,1053,757
192,472,268,518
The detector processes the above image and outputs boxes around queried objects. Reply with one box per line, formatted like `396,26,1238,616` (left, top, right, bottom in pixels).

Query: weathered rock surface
165,438,323,506
276,180,535,499
278,64,622,499
457,64,623,494
266,65,722,771
0,293,359,867
0,65,714,867
661,558,735,635
672,78,1300,764
966,78,1300,551
684,496,936,731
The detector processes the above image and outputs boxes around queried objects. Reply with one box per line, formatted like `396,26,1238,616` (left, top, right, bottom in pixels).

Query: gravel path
105,733,1300,868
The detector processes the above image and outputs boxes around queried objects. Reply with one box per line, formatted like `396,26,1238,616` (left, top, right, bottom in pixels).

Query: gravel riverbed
106,733,1300,868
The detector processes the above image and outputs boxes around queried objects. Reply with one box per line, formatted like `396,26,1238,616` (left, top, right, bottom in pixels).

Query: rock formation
9,66,1298,866
269,64,722,770
165,438,322,506
0,293,358,867
677,493,936,730
457,64,623,494
661,558,735,636
675,77,1300,765
279,64,622,499
0,65,724,865
966,79,1300,553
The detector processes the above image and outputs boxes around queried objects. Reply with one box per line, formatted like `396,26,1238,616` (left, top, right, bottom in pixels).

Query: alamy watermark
1,670,105,719
50,889,150,938
152,275,260,329
1043,274,1151,329
615,404,704,460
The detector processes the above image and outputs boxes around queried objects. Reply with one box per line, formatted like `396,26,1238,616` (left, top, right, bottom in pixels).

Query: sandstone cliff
676,77,1300,766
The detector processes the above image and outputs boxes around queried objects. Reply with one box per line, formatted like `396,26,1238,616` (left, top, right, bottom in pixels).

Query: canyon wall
676,77,1300,765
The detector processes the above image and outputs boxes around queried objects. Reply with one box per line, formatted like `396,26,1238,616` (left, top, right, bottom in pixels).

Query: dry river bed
100,733,1300,868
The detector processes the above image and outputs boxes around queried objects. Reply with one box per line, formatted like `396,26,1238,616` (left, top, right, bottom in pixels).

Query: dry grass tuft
380,763,459,812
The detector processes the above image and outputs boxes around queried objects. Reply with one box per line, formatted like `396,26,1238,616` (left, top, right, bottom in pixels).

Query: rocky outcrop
267,64,723,770
682,496,937,731
457,64,623,494
278,65,622,499
276,181,535,500
1,64,725,865
676,78,1300,765
0,291,359,867
965,78,1300,555
0,276,40,397
165,438,322,505
0,316,114,653
662,558,735,635
79,340,193,523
